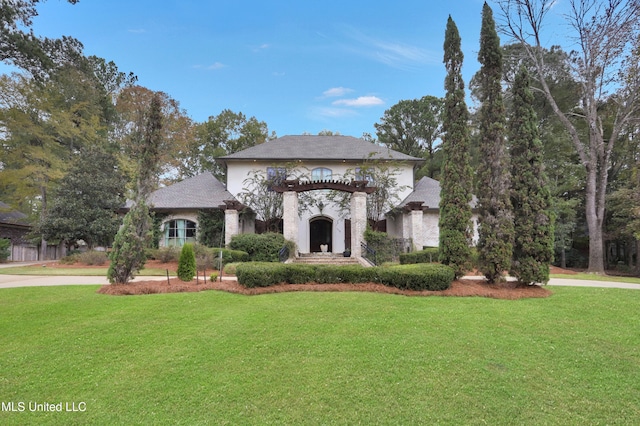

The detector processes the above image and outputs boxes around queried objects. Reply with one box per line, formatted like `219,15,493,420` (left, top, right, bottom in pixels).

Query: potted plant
343,248,351,257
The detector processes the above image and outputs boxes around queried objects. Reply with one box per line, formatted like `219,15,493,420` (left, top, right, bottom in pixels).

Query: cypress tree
476,2,514,283
108,94,164,284
177,243,197,281
509,67,554,284
439,16,474,278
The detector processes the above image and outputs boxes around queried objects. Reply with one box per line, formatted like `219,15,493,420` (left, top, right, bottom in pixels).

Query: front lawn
1,286,638,424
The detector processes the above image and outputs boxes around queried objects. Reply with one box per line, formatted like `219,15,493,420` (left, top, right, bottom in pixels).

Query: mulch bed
97,277,552,299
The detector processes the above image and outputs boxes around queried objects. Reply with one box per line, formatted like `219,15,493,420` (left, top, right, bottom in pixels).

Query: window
312,167,332,181
267,167,287,190
355,167,374,183
164,219,197,247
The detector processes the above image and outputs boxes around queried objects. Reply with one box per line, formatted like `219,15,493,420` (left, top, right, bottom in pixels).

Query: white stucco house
144,135,478,258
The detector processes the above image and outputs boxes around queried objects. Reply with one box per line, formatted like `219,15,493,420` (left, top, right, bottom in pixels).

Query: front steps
290,253,363,266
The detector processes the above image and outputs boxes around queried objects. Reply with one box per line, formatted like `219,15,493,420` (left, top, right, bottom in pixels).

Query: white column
283,191,299,246
224,209,239,246
350,192,367,258
409,210,423,251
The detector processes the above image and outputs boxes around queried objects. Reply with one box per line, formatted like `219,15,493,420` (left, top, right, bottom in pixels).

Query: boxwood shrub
235,262,454,291
399,247,440,264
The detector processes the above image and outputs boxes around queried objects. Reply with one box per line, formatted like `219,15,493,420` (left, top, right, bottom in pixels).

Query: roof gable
0,201,30,226
127,172,236,210
397,177,477,210
218,135,423,163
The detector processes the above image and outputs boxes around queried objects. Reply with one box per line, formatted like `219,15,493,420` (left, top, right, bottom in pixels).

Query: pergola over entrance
271,179,376,259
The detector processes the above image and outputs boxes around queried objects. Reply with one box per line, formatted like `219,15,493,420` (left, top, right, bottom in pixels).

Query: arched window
312,167,332,181
164,219,197,247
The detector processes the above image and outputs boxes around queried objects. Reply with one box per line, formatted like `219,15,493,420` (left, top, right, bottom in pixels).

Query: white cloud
332,96,384,107
322,87,354,98
193,62,226,70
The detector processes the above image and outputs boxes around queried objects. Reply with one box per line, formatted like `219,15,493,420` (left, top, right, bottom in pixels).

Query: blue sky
6,0,501,137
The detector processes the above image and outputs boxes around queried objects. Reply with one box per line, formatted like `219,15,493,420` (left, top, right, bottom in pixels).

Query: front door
309,218,332,253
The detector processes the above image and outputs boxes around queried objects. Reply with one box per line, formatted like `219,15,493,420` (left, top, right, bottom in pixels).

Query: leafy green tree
0,0,83,78
0,238,10,261
177,243,196,281
475,2,514,283
497,0,640,273
108,94,164,284
509,67,554,284
38,146,126,249
176,110,273,181
438,16,474,278
375,96,444,179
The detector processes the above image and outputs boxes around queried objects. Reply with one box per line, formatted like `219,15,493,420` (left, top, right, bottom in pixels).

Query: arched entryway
309,217,332,253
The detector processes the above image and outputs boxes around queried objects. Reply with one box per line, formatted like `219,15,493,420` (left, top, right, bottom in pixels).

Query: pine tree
476,2,514,283
108,94,164,284
509,67,554,284
439,16,474,278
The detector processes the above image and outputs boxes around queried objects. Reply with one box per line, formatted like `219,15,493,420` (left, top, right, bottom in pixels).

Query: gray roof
0,201,30,226
126,172,236,210
397,177,477,210
218,135,423,163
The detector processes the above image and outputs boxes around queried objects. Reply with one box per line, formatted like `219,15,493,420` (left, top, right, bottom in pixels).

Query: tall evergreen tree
476,2,514,283
509,67,554,284
108,94,164,284
439,16,474,278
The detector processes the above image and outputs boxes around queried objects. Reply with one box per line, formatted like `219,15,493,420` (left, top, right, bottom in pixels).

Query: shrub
222,262,240,275
378,264,454,291
59,254,79,265
235,262,454,291
77,250,108,266
210,272,218,282
399,247,439,264
177,243,197,281
0,238,10,262
210,248,250,270
150,246,180,263
229,233,287,262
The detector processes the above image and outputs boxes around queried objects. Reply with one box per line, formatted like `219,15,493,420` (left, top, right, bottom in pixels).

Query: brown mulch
97,277,552,299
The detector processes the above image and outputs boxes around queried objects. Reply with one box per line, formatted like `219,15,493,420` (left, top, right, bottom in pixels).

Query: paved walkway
0,270,639,290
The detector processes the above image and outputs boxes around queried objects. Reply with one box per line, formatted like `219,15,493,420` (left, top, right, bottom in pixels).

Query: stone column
350,191,367,258
409,209,423,251
283,191,299,247
224,209,239,246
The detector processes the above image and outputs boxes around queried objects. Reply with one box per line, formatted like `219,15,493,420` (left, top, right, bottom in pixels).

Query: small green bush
210,273,218,282
59,254,79,264
177,243,197,281
236,262,289,288
77,250,108,266
399,247,440,264
229,233,287,262
0,238,10,261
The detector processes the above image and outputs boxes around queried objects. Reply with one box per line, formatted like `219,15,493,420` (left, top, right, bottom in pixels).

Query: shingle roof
126,172,236,210
217,135,423,163
0,201,30,226
397,177,478,210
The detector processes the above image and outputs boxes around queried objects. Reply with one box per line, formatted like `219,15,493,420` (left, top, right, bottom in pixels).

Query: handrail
361,242,377,266
278,245,289,262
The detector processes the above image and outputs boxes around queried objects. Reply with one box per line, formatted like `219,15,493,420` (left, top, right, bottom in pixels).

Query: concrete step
292,254,360,266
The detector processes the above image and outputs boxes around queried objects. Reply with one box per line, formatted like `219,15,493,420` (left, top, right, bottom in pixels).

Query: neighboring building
0,201,64,261
141,135,479,257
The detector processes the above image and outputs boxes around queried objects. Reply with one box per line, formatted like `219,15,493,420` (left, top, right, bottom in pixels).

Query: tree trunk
560,247,567,269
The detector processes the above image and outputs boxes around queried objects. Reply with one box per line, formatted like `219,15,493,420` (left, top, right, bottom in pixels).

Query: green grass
550,273,640,284
0,266,174,276
1,286,639,424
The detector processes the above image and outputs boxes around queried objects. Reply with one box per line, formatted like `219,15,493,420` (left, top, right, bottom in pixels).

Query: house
144,135,478,258
0,201,65,261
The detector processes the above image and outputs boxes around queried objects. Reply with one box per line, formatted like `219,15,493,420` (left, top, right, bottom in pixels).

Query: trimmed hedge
235,262,454,291
229,233,288,262
399,247,439,264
